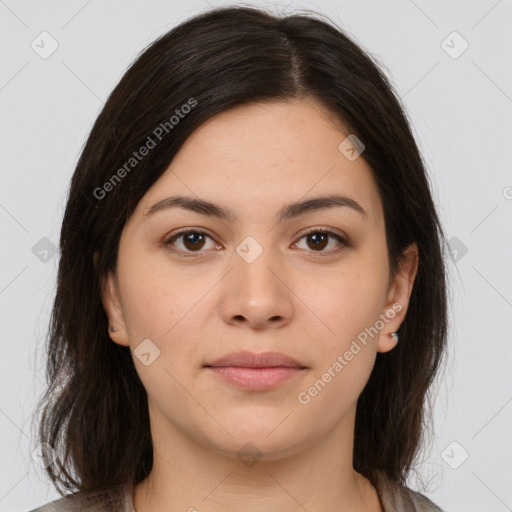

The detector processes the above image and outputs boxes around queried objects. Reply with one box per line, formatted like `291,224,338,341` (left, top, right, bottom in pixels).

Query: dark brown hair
33,5,449,508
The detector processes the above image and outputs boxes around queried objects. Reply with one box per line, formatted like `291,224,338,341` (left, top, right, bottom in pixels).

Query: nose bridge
221,232,293,327
234,232,283,293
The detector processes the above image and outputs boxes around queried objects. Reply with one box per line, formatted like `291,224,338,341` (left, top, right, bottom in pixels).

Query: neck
133,404,382,512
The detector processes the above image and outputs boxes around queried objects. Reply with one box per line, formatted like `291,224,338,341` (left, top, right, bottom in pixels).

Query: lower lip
206,366,305,391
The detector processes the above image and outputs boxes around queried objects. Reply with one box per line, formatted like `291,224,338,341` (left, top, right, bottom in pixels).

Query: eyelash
163,227,350,258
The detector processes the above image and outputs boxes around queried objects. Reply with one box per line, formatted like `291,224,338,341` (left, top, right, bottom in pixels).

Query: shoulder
28,487,134,512
400,486,445,512
373,470,445,512
28,495,86,512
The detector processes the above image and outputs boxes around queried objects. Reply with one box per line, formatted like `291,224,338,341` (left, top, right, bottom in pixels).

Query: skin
102,98,418,512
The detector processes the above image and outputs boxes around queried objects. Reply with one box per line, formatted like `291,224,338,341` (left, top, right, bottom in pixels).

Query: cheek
296,274,382,422
302,261,388,350
117,249,217,400
300,250,389,414
117,248,208,340
297,348,376,435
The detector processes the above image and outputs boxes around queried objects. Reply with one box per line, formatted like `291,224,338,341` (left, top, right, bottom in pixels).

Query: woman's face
103,98,418,460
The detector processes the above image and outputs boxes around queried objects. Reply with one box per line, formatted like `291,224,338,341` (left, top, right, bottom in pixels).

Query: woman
30,5,448,511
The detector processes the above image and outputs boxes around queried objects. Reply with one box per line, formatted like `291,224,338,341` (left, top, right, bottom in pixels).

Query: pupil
309,232,328,250
185,232,204,250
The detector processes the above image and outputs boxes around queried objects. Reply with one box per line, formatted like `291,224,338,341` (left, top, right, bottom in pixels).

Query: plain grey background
1,1,511,511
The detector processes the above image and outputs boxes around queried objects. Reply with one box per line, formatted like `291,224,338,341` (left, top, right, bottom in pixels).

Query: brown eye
295,229,349,255
181,232,206,251
164,228,349,258
306,232,329,251
165,230,218,255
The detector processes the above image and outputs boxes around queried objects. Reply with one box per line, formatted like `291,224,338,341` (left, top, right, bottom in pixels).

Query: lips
204,351,307,391
204,350,306,369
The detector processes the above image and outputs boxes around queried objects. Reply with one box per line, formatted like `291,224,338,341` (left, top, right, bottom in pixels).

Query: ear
377,243,419,353
95,251,130,347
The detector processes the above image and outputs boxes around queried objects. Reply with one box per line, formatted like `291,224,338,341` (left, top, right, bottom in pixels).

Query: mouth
204,351,307,391
204,350,307,369
204,366,306,391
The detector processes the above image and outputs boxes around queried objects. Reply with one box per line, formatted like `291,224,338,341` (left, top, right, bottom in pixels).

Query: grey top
28,471,444,512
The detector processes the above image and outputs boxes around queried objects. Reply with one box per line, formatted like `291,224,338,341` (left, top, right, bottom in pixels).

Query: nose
220,244,294,330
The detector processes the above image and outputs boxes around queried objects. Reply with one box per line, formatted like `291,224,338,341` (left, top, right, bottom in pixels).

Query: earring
390,332,399,343
110,326,118,332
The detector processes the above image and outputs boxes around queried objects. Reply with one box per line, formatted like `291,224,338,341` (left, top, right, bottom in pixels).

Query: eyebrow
144,194,367,222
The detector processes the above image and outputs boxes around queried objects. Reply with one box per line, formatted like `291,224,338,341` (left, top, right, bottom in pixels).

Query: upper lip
205,351,307,369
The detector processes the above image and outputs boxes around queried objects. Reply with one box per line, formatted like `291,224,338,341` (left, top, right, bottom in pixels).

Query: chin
203,423,312,464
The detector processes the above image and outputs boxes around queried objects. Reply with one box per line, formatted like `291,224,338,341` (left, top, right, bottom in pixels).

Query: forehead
135,99,383,226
